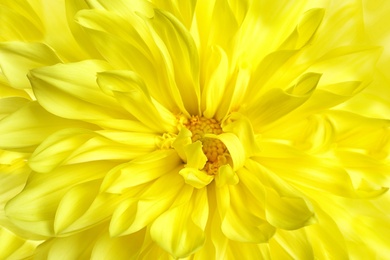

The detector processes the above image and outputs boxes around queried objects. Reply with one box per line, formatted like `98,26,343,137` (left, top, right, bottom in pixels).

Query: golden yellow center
184,116,229,175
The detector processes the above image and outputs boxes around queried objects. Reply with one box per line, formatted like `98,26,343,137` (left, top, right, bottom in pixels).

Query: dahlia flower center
184,116,229,175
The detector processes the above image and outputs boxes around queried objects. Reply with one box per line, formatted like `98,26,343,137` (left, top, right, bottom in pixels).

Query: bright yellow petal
150,188,207,258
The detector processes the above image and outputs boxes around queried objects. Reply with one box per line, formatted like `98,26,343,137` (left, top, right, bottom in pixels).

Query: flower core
184,116,229,175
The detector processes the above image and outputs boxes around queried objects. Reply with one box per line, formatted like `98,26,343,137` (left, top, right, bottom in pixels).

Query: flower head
0,0,390,258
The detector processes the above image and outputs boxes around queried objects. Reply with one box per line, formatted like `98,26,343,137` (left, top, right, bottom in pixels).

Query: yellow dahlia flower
1,0,390,259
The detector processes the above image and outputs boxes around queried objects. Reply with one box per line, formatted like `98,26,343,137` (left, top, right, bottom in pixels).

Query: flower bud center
184,116,229,175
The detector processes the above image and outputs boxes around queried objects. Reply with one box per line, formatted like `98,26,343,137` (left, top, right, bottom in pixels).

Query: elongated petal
246,73,321,128
29,128,157,173
110,171,184,236
221,183,275,243
0,42,61,90
29,60,129,122
102,150,182,193
91,229,146,260
5,162,115,236
54,180,101,234
150,188,208,258
0,226,39,260
280,8,325,50
97,70,177,132
0,102,93,149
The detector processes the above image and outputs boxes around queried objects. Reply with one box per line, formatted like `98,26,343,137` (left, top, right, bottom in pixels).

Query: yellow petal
244,160,315,230
215,164,238,187
246,72,320,128
91,229,146,260
29,60,129,122
179,167,214,189
269,229,314,259
280,8,325,50
110,171,185,236
54,180,101,234
0,97,29,120
221,183,275,243
150,188,208,258
5,162,115,236
222,112,261,157
0,41,61,90
34,224,104,260
29,128,156,173
101,150,181,194
76,8,189,114
0,226,39,260
214,133,245,171
97,70,177,132
149,9,201,115
172,127,192,161
0,2,43,41
184,141,207,169
0,101,93,149
265,188,315,230
201,46,229,119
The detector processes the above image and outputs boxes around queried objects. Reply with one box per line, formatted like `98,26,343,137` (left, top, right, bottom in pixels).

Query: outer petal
0,226,39,260
101,150,182,194
29,128,157,173
150,188,208,258
0,101,93,149
97,70,177,133
5,162,116,237
0,42,61,90
29,60,132,125
90,229,146,260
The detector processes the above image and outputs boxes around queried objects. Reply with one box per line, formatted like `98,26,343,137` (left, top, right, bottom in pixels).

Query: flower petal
150,188,208,258
280,8,325,50
29,60,129,123
109,171,185,236
0,42,61,90
91,229,146,260
101,150,182,194
179,167,214,189
54,180,101,234
29,128,157,173
5,162,116,237
246,72,321,128
220,183,275,243
96,70,177,132
0,102,93,149
184,141,207,169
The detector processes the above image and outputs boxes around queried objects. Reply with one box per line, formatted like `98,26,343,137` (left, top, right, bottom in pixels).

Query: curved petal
245,72,321,129
29,128,157,173
0,42,61,90
101,150,182,194
150,188,208,258
29,60,130,123
0,101,93,149
109,171,184,236
5,161,116,237
97,70,177,132
91,229,146,260
220,183,275,243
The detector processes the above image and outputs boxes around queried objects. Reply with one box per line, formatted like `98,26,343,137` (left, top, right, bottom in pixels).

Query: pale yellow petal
150,188,208,258
29,60,131,122
5,162,115,236
0,102,93,149
0,41,61,90
109,171,184,236
97,70,177,132
101,150,181,194
91,229,146,260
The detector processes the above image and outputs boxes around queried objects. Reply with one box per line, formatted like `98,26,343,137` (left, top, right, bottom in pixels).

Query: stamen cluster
185,116,229,175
